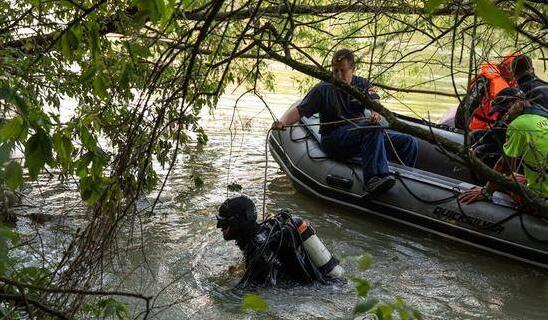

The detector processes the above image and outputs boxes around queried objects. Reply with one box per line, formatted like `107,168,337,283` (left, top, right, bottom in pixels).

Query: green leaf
376,304,394,320
24,129,53,179
80,175,108,205
93,75,109,100
94,298,129,319
119,63,132,91
88,23,101,59
0,143,13,164
0,117,26,142
91,149,109,177
134,0,162,22
79,126,97,152
154,0,167,21
76,151,94,177
227,182,242,192
357,254,374,271
193,175,204,188
0,86,29,116
126,42,151,59
354,298,379,314
0,227,19,276
27,108,51,130
60,28,79,59
513,0,524,17
53,132,74,170
475,0,513,32
242,293,268,312
134,0,159,22
14,266,50,289
160,0,175,24
197,128,208,145
424,0,446,14
5,161,23,190
352,278,370,298
80,66,97,83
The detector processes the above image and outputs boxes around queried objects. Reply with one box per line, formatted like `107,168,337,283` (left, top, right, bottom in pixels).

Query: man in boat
454,53,518,131
459,92,548,204
272,49,418,194
468,87,522,169
216,195,343,288
511,53,548,107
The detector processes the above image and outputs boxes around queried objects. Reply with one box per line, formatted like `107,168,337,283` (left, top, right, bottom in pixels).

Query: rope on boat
393,172,458,205
262,110,548,254
262,115,386,220
263,127,273,221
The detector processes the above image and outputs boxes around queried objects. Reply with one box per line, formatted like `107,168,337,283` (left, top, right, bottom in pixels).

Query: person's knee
361,128,384,144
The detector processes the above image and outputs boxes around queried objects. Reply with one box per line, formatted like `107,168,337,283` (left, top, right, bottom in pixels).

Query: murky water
13,90,548,319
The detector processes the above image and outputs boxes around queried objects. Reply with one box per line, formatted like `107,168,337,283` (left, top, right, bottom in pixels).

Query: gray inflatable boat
268,111,548,268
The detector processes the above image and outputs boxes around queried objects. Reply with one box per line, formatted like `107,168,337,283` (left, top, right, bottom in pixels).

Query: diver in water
216,195,344,288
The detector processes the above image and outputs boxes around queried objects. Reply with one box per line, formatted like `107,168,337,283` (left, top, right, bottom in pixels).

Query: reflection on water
13,92,548,319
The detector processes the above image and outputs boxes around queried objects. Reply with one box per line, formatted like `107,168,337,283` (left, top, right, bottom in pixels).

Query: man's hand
458,186,488,204
271,120,286,130
369,111,381,125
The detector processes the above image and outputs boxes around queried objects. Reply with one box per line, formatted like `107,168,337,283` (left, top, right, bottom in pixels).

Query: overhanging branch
255,29,548,214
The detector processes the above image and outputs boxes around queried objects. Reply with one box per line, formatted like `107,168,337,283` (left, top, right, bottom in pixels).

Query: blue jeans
320,124,418,182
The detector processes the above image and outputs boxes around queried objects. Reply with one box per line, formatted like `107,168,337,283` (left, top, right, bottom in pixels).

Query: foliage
352,254,422,320
82,298,130,320
0,0,545,317
241,293,269,312
0,224,131,319
227,182,243,192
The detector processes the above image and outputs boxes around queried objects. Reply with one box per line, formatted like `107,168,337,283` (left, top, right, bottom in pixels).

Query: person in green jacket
460,93,548,203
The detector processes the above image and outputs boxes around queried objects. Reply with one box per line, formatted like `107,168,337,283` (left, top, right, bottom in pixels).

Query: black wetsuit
238,211,326,288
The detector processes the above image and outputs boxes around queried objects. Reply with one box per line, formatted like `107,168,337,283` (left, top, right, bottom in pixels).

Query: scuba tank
291,216,344,278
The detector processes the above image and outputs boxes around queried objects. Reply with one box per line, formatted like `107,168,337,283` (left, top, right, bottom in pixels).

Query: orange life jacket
500,52,521,86
468,63,512,131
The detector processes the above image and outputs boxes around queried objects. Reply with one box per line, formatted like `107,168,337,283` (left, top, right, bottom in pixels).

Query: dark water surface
14,92,548,319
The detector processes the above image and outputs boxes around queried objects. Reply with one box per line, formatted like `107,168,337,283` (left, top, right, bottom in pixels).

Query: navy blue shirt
296,76,380,134
518,74,548,108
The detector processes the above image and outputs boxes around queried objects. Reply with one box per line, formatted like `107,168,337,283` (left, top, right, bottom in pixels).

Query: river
12,84,548,319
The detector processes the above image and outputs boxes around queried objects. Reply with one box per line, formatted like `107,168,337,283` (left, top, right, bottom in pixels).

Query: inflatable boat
268,109,548,268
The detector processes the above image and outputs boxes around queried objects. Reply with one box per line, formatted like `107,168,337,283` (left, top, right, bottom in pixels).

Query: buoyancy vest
500,52,521,87
468,63,513,131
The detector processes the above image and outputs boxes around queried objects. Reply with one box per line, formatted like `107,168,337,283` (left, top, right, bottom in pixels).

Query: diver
216,195,344,288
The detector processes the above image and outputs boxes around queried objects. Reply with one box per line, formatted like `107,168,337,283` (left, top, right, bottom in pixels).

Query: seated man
459,94,548,204
216,195,343,288
272,49,418,193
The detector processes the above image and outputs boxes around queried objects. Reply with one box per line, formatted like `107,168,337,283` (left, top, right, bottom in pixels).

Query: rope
262,128,273,220
393,172,458,205
262,115,386,219
266,114,548,246
384,130,406,166
453,190,531,235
